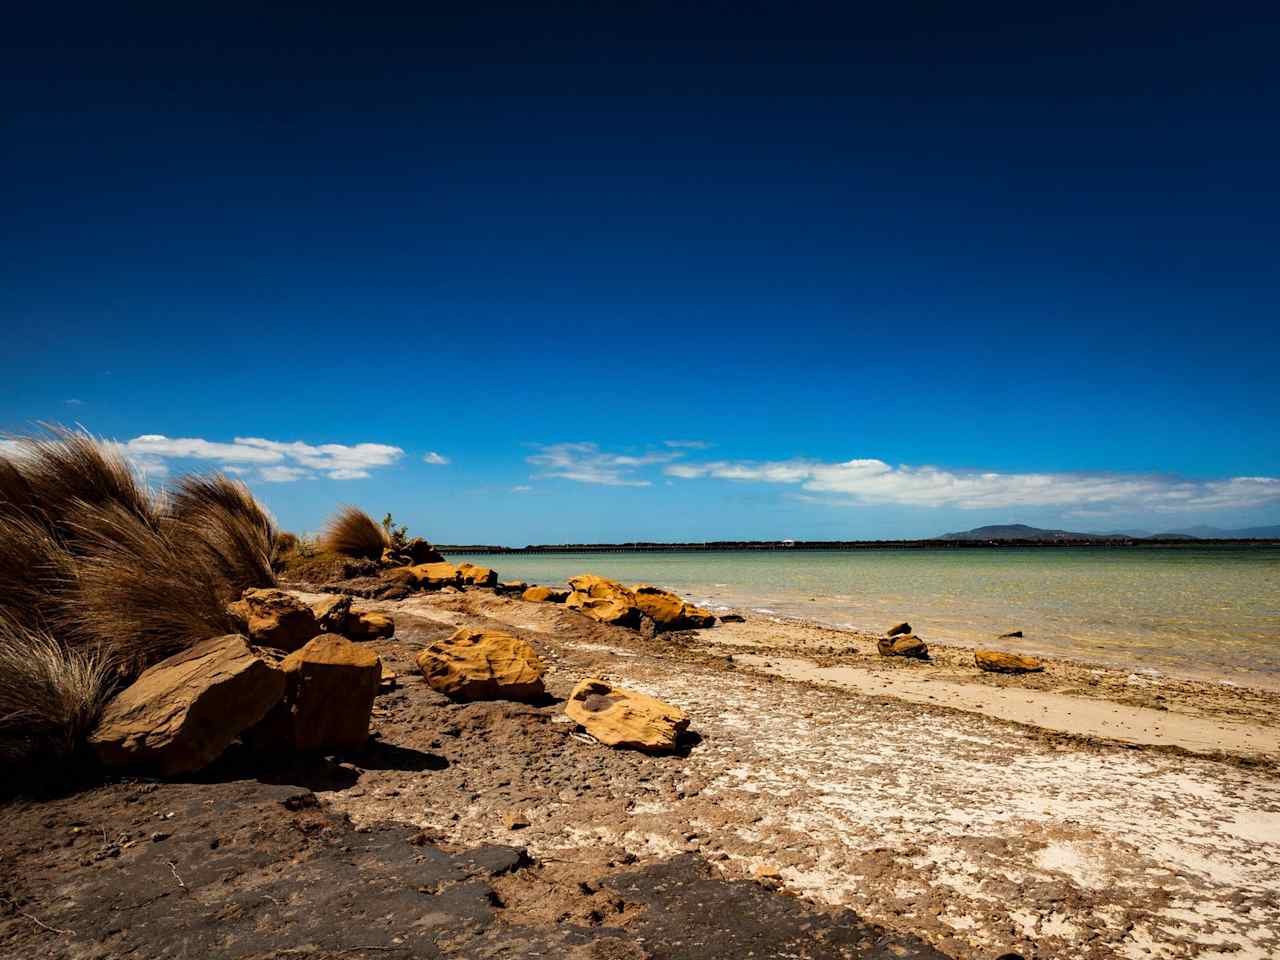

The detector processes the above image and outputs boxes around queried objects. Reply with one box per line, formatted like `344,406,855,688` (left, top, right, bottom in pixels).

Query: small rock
752,864,783,886
522,585,569,603
564,678,690,753
346,609,395,641
407,561,463,590
502,811,531,831
718,613,746,623
877,635,929,659
240,588,322,651
309,594,352,633
998,630,1024,639
975,650,1044,674
886,621,912,637
416,628,546,702
458,562,498,588
632,584,717,631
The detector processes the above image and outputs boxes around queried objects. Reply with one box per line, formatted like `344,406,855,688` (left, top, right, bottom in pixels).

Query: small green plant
381,512,409,550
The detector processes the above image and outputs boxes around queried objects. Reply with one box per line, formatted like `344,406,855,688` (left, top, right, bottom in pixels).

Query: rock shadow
336,739,450,772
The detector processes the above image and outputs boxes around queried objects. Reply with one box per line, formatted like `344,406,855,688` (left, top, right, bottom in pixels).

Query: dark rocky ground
1,766,950,959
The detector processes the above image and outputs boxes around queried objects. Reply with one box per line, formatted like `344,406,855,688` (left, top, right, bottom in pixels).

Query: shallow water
449,546,1280,684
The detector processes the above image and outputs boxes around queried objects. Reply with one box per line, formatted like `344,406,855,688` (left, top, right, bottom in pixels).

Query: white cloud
65,398,84,406
258,465,313,483
423,451,450,465
121,434,404,482
666,457,1280,513
664,439,709,449
526,442,684,487
512,484,533,493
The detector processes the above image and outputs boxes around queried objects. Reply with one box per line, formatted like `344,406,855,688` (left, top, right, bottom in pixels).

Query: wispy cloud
65,398,84,407
526,442,684,487
511,484,533,493
663,439,709,449
122,434,404,482
258,465,314,483
666,457,1280,512
422,451,450,465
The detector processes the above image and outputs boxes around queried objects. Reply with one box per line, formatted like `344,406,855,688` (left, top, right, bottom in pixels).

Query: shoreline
441,539,1280,552
703,603,1280,695
674,604,1280,761
446,546,1280,686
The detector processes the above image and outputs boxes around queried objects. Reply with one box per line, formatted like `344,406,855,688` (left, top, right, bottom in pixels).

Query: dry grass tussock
0,617,115,763
166,474,277,598
0,427,278,765
320,505,388,560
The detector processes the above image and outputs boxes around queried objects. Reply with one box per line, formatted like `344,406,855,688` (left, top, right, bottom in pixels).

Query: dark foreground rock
0,774,952,959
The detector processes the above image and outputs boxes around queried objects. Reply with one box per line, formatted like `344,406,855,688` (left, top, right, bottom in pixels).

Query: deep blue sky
3,3,1278,542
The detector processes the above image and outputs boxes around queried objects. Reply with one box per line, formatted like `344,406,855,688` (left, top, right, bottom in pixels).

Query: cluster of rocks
88,589,396,776
876,620,1045,675
384,560,500,592
415,626,690,752
88,567,703,779
522,574,718,635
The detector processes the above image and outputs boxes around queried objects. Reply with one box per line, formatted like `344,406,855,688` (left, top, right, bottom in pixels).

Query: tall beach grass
0,427,278,767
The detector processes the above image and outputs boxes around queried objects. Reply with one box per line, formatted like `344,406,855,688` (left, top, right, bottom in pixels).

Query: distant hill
939,523,1280,541
937,524,1128,542
1154,524,1280,539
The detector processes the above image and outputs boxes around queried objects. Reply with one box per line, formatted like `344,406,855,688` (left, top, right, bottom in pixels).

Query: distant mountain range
938,523,1280,541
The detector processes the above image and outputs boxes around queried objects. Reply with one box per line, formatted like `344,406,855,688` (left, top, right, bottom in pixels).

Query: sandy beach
315,589,1280,958
5,582,1279,960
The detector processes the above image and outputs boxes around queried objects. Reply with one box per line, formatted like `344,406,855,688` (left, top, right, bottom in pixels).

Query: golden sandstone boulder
90,635,285,776
632,584,717,631
309,593,353,633
565,592,640,626
240,588,321,651
567,574,632,599
346,608,395,641
878,635,929,659
416,628,546,701
458,562,498,588
975,650,1044,674
409,561,462,589
249,634,381,753
565,678,690,752
565,575,641,626
522,585,569,603
886,622,912,637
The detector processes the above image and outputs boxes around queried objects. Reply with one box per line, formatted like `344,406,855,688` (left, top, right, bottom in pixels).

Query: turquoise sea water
448,547,1280,685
